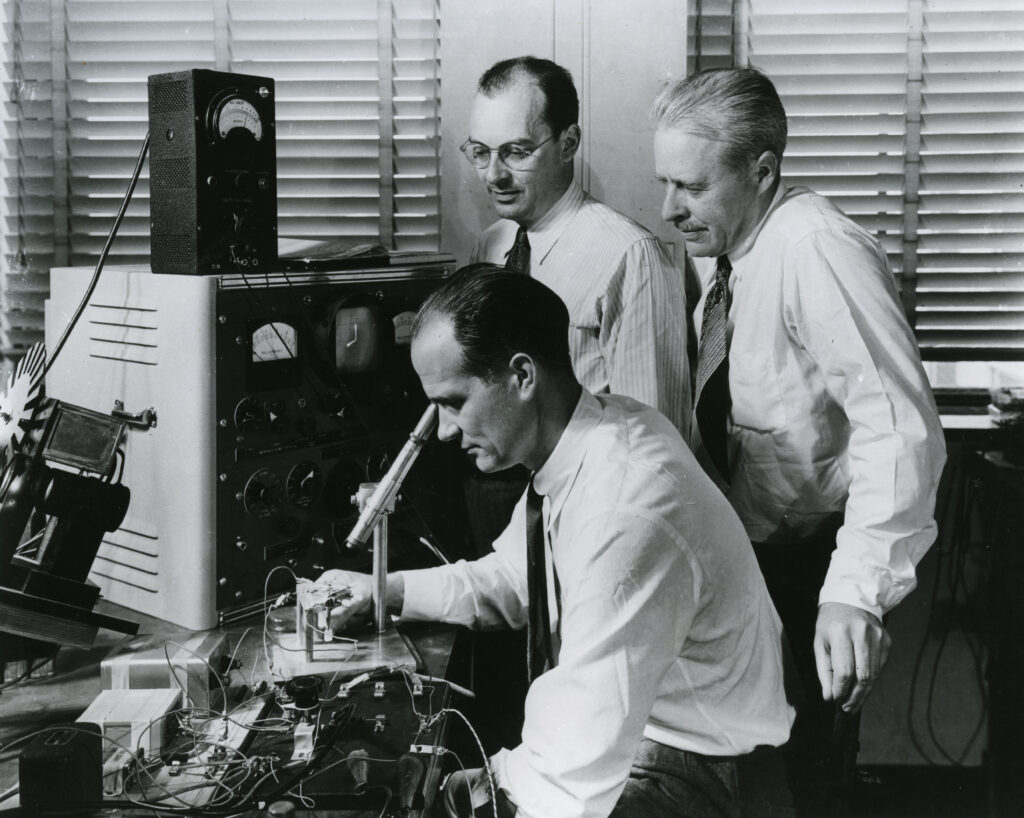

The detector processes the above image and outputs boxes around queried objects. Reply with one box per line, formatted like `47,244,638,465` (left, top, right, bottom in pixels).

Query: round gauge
243,468,282,518
251,322,297,363
214,96,263,141
392,310,417,346
234,397,264,433
286,461,323,508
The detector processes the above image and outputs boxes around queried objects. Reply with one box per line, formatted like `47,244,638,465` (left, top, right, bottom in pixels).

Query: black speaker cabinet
148,69,277,275
19,722,102,810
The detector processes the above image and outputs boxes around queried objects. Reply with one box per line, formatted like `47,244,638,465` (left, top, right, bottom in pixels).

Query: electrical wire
163,640,229,715
418,535,451,565
35,131,151,391
426,706,498,818
906,447,989,766
224,626,252,687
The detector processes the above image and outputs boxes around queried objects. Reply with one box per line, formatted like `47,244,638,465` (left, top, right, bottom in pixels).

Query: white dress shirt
472,182,691,439
691,184,947,620
399,391,792,818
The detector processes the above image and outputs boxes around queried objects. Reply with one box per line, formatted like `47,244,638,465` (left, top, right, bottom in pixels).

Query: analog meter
251,321,297,363
211,94,264,142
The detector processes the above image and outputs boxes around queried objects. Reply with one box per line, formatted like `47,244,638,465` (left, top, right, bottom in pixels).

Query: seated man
320,265,793,818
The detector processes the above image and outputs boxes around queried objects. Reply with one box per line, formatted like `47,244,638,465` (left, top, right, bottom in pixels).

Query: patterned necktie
525,480,553,682
694,255,733,484
505,226,531,275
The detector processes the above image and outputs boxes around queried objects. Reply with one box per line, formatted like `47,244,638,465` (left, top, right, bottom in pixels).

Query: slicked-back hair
412,264,574,383
478,56,579,136
650,67,787,174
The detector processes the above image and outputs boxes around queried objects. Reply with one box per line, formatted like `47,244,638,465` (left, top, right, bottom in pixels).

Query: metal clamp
112,400,158,429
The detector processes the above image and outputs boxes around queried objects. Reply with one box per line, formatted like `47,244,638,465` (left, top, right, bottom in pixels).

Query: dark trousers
612,740,793,818
444,740,792,818
752,516,860,817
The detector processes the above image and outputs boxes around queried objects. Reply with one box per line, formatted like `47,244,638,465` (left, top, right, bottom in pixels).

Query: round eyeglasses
459,135,556,170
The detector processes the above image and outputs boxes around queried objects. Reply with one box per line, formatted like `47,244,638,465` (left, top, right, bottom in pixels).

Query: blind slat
2,0,441,354
704,0,1024,360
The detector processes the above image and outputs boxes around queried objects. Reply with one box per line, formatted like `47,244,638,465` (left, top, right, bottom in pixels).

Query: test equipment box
45,262,458,629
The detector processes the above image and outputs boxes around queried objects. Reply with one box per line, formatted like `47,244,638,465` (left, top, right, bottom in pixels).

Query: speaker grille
151,79,188,113
151,233,192,265
150,156,192,190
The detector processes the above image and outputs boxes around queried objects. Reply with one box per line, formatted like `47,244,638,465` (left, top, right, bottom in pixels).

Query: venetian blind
0,0,441,356
690,0,1024,360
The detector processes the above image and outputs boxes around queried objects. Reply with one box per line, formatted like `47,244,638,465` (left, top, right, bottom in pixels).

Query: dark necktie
694,255,733,484
525,480,553,682
505,226,531,275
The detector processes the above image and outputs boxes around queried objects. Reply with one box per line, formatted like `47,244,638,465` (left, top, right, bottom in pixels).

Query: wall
439,1,687,265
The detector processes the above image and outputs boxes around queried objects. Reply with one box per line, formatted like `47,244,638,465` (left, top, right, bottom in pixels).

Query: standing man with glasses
456,56,694,756
319,267,793,818
460,56,691,442
651,67,946,815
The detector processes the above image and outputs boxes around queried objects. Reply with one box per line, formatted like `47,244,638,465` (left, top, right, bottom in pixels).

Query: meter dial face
215,96,263,141
392,310,417,346
251,322,297,363
286,461,323,508
243,468,282,519
234,397,265,433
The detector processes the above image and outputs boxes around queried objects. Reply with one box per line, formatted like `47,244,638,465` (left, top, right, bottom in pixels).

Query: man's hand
314,569,372,631
813,601,892,713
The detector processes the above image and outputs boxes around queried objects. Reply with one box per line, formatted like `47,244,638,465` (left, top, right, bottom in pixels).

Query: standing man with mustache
652,67,946,815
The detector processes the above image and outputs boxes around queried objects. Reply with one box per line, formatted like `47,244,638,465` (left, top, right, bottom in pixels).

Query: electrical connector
409,743,445,756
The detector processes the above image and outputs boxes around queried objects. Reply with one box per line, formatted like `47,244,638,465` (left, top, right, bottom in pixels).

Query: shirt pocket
729,359,786,432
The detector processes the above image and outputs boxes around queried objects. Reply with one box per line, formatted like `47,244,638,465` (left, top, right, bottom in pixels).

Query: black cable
924,451,987,767
31,705,356,817
907,447,989,767
906,452,958,765
35,131,151,391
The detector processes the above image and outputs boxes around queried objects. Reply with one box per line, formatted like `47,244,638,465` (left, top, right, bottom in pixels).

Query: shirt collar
526,181,585,264
532,388,600,523
728,182,789,264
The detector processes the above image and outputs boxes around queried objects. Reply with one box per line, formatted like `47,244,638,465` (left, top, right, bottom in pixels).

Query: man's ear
507,352,537,398
559,125,581,163
754,150,778,193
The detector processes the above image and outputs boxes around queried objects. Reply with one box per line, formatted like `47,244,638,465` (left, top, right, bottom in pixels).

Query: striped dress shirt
471,182,691,439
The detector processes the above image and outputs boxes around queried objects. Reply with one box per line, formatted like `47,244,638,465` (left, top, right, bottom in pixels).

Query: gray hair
651,67,787,173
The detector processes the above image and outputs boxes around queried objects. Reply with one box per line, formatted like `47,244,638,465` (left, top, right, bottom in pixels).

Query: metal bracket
112,400,158,429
